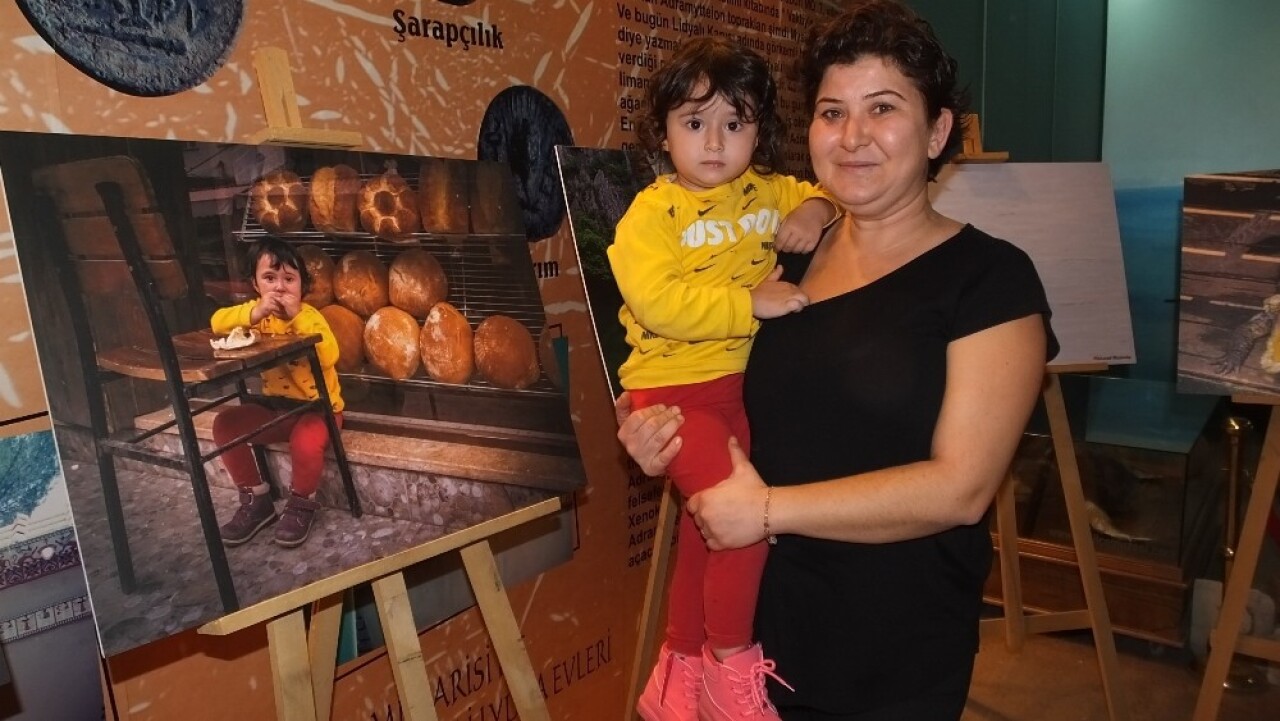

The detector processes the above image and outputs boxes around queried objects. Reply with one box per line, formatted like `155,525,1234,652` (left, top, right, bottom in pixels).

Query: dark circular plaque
16,0,244,97
477,86,575,242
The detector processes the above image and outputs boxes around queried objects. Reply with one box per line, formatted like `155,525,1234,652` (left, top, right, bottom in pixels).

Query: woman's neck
802,199,961,301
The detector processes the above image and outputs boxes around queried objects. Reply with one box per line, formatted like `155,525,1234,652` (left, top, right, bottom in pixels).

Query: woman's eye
872,102,894,114
819,107,842,121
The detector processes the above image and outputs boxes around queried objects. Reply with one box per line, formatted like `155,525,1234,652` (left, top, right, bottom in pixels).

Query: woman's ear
927,109,954,160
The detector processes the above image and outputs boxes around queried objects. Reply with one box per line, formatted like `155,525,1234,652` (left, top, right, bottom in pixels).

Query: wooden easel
1191,393,1280,720
192,48,556,721
980,365,1129,721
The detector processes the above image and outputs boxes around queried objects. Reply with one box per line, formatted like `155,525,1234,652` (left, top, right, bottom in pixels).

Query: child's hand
775,198,838,254
249,296,280,324
750,266,808,319
275,290,302,320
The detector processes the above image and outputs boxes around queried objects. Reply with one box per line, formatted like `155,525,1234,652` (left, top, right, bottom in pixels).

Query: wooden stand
249,47,363,149
201,498,562,721
1191,394,1280,720
981,365,1129,721
626,477,679,715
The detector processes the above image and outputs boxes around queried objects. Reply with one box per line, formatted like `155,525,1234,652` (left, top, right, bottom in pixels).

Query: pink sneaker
699,644,793,721
636,644,702,721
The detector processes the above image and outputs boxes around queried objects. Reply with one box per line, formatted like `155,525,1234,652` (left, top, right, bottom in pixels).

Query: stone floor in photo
64,460,451,655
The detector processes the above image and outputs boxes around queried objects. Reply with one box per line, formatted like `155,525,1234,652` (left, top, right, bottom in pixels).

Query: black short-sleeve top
745,224,1059,713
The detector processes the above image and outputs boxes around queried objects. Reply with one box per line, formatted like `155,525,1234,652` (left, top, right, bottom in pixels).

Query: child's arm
775,195,840,254
210,301,258,334
610,208,760,342
287,306,340,371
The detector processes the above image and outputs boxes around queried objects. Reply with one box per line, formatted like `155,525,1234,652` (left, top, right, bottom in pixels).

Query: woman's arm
688,314,1047,549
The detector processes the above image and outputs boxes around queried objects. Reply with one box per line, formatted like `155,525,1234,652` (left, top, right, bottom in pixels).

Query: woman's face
808,56,951,219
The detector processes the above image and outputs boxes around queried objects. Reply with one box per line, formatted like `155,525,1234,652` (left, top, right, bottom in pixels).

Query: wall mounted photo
0,131,587,656
1176,170,1280,395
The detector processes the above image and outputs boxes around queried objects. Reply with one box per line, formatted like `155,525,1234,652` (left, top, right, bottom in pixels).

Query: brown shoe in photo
220,489,277,546
274,494,320,548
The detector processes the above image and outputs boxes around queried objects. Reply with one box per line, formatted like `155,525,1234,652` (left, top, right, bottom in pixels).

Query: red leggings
211,403,341,498
630,373,767,655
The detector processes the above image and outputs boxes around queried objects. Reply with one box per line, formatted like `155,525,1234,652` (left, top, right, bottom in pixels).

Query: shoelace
658,654,701,708
731,659,794,715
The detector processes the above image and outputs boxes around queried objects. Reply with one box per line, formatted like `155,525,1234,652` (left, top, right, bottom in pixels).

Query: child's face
662,83,759,192
251,253,302,301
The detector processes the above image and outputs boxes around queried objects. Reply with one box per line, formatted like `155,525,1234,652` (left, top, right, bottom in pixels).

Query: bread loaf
308,164,360,233
474,315,540,389
419,302,473,384
388,248,449,317
320,304,365,373
359,165,420,242
418,157,470,234
296,245,335,308
251,169,308,234
363,306,420,381
333,250,388,317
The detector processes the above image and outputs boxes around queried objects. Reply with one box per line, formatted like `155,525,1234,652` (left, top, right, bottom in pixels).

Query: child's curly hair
637,37,783,175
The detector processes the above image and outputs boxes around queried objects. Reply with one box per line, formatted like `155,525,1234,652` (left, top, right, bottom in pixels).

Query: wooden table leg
994,470,1027,651
308,593,345,721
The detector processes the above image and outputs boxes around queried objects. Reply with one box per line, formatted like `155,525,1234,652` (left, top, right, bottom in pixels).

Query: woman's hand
687,437,770,550
615,391,684,477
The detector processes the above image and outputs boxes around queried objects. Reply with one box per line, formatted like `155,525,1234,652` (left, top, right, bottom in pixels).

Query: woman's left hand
687,437,771,550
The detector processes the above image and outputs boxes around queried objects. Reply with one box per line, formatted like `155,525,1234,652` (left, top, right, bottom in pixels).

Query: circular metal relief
477,86,576,242
16,0,244,97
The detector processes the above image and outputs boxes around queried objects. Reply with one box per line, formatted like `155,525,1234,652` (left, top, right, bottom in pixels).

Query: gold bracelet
763,487,777,545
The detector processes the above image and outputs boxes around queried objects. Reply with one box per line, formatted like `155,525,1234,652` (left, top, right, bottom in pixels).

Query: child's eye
727,121,743,132
687,119,703,131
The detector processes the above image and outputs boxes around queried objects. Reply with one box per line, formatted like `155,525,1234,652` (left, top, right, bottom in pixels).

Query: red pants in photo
211,403,341,498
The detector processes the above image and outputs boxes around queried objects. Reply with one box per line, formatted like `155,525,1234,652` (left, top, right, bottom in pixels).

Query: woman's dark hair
797,0,971,180
638,37,783,175
246,237,312,296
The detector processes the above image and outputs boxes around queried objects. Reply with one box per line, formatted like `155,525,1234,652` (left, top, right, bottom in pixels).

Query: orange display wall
0,2,832,718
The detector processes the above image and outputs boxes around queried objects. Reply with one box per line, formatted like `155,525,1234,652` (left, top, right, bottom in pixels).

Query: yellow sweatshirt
608,168,826,390
210,299,344,412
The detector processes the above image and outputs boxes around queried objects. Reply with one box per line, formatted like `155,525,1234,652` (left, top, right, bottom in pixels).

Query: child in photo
211,237,344,549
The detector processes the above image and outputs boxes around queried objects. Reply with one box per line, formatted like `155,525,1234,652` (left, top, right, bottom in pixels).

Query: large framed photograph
0,131,586,655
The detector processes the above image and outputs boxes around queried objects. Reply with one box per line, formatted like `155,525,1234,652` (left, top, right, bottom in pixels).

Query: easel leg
1044,374,1129,721
268,609,319,721
308,593,345,721
627,478,679,717
1192,405,1280,720
994,470,1027,651
372,573,439,721
460,540,552,721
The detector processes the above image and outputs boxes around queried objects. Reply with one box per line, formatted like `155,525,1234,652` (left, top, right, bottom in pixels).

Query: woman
616,1,1059,719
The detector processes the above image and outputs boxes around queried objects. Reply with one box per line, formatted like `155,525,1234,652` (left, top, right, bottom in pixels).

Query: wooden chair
31,155,360,612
